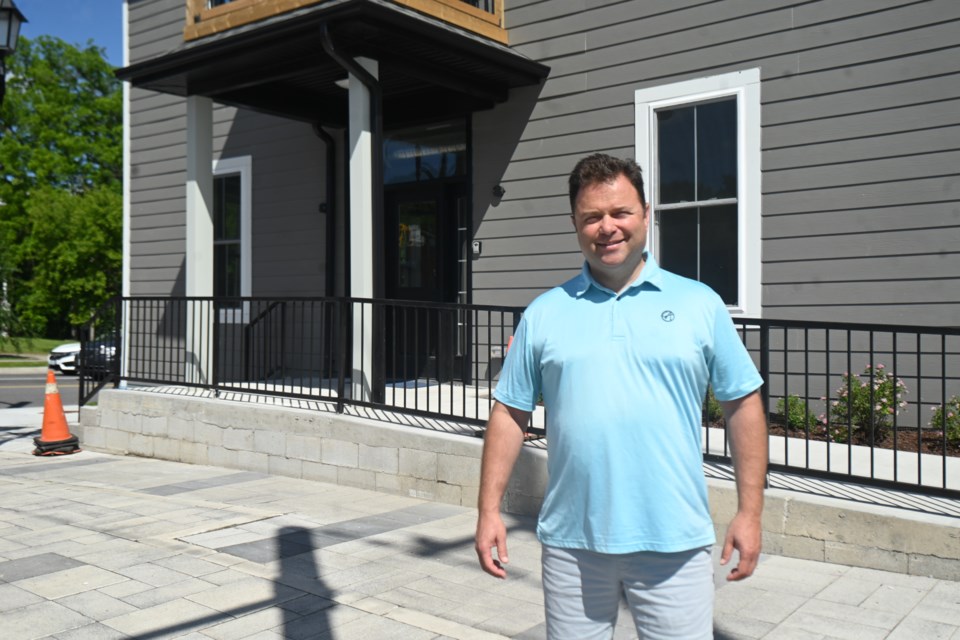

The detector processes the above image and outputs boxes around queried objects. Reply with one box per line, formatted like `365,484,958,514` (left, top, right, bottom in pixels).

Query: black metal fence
81,297,960,498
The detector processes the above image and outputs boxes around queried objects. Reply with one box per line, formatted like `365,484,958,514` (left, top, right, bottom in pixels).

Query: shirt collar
574,253,664,298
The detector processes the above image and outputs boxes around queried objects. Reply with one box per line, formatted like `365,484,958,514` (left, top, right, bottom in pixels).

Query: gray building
120,0,960,326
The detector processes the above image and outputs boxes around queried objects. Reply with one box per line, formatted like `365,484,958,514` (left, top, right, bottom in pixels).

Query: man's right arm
475,401,530,579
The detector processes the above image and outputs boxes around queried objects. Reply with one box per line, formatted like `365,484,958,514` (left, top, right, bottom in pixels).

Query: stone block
180,441,208,465
79,406,98,428
141,414,168,437
207,446,240,470
359,444,399,474
153,438,181,462
460,487,479,509
433,481,463,506
399,476,443,501
223,427,255,451
127,433,155,457
194,422,224,447
508,449,548,496
825,540,907,573
103,428,129,454
99,407,121,430
437,454,480,488
907,554,960,581
375,473,401,495
777,534,825,561
268,455,302,479
81,426,106,449
116,410,143,434
166,416,195,441
254,430,286,457
504,491,542,517
286,435,321,462
238,450,269,474
338,467,377,491
301,461,339,484
398,448,437,480
322,440,358,467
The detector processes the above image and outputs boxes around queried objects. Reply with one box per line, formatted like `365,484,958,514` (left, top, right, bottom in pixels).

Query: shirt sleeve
492,313,541,412
707,298,764,402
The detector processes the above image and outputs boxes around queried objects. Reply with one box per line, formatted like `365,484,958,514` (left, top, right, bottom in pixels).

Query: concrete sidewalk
1,406,959,639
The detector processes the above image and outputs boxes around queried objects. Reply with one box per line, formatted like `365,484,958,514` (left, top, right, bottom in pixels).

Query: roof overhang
117,0,550,127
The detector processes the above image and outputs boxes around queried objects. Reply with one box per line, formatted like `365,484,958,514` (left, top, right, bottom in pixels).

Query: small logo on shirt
661,310,675,322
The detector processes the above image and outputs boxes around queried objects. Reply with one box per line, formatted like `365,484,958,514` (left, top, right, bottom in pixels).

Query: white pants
541,544,714,639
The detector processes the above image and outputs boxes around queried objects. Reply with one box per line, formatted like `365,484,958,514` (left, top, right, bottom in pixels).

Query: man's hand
475,401,529,579
720,510,762,581
475,510,509,578
720,390,767,581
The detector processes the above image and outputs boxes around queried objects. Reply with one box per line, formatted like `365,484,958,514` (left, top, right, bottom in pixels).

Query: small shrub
929,396,960,444
826,364,907,443
703,386,724,424
776,394,816,430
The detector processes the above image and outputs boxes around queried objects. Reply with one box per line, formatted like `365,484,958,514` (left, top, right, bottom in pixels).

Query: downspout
320,23,385,403
312,123,338,297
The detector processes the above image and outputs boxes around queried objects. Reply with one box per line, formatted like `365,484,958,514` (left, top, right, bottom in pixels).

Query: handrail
80,295,960,499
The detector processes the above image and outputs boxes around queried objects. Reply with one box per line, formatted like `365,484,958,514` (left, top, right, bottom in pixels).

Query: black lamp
0,0,26,106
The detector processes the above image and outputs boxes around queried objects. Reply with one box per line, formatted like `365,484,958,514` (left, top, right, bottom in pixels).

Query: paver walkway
1,406,958,639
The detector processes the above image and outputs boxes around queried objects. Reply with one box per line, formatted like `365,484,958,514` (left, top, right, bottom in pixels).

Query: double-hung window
635,69,761,316
212,156,252,318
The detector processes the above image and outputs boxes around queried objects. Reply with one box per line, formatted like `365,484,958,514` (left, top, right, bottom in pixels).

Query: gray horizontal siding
128,0,186,65
213,109,328,298
763,203,959,238
471,0,960,326
764,253,959,284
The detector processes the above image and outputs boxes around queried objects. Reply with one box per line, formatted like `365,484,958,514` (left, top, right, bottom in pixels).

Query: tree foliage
0,35,121,338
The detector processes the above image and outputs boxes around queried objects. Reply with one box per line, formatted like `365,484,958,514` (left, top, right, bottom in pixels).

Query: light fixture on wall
492,185,505,198
0,0,26,106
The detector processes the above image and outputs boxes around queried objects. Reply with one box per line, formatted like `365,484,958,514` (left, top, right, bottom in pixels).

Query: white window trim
635,68,761,317
213,155,252,323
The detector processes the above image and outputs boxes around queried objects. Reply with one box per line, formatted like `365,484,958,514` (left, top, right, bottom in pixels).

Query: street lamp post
0,0,26,106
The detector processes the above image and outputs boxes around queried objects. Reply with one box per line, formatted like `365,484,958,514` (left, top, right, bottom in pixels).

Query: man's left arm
719,389,768,581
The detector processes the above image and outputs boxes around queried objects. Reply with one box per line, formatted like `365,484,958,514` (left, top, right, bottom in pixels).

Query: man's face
571,173,649,292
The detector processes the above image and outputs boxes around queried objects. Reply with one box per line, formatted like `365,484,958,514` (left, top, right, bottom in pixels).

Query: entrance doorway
381,120,469,383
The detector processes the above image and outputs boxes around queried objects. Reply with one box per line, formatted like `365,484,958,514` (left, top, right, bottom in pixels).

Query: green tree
0,35,121,337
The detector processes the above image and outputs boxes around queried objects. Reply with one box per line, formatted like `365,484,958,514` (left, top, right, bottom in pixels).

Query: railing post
337,298,349,413
759,321,770,417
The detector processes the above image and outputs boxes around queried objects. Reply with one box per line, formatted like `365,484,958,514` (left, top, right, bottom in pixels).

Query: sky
16,0,124,67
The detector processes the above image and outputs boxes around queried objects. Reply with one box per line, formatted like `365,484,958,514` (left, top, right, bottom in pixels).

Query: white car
48,342,81,375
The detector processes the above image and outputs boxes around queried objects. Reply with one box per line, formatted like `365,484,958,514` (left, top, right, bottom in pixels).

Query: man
475,153,768,639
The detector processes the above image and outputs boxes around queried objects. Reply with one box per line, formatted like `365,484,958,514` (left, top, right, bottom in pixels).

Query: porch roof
116,0,550,127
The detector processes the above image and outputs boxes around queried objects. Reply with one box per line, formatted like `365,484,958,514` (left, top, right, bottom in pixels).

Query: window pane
658,207,698,281
700,204,738,305
384,121,467,185
214,175,241,241
215,243,241,298
657,107,695,203
697,100,737,200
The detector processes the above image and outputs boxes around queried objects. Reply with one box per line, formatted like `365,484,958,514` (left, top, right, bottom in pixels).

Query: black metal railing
80,297,960,498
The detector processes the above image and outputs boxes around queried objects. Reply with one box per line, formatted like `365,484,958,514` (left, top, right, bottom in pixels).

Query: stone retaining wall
80,389,960,580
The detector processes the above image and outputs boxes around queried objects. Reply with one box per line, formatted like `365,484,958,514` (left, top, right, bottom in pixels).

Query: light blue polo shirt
494,256,762,554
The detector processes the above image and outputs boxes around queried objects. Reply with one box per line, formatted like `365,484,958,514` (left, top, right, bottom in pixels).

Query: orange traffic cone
33,370,81,456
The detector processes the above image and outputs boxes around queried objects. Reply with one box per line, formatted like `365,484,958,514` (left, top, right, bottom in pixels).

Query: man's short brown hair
568,153,647,211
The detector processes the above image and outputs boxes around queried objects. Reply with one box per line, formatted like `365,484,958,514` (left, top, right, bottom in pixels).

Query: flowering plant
825,364,907,443
929,396,960,444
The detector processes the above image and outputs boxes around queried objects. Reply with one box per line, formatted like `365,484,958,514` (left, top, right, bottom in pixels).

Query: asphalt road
0,368,79,409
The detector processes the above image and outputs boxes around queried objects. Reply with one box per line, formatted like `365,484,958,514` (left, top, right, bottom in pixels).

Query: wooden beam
183,0,507,45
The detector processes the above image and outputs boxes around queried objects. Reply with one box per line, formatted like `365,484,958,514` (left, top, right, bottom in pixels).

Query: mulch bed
765,422,960,457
